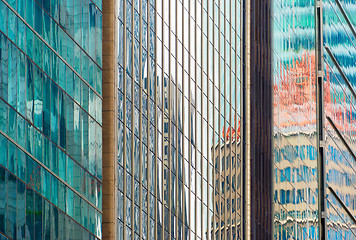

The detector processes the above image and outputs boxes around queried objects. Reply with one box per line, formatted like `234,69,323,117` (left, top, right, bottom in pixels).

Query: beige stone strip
102,0,118,239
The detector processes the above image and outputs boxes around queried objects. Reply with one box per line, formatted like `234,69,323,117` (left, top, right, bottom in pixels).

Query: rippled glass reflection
273,0,318,238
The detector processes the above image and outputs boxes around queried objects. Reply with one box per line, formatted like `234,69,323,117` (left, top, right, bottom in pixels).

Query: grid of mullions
117,0,241,239
0,0,103,238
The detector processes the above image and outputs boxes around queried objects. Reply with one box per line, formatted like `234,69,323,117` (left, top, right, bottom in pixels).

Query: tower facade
0,0,103,239
273,0,356,238
115,0,243,239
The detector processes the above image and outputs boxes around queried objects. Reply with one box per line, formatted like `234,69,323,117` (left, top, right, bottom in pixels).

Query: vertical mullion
123,0,127,238
174,0,179,238
315,0,326,239
153,1,158,239
138,1,143,239
228,0,232,238
212,1,216,239
168,0,172,238
130,1,135,239
146,1,151,239
204,0,210,239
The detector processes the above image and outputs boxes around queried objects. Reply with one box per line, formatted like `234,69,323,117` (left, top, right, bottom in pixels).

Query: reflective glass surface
117,0,241,239
0,0,102,239
324,0,356,237
273,0,318,238
274,0,356,239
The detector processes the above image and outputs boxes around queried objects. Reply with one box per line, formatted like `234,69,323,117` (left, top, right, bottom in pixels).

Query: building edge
102,0,118,239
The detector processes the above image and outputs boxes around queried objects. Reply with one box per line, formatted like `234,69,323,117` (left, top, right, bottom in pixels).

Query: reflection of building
273,0,356,238
0,0,103,239
210,130,241,239
115,0,245,239
0,0,282,239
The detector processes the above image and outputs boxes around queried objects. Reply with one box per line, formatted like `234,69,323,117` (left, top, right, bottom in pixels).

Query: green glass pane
0,34,9,101
8,141,17,174
0,1,8,34
17,49,26,115
8,107,16,141
26,187,35,239
51,143,58,175
43,76,51,137
58,150,66,181
51,81,59,144
8,9,17,44
0,100,8,134
34,191,43,239
17,149,25,181
17,115,25,148
51,175,58,206
66,188,74,218
58,90,66,149
16,180,26,238
34,68,43,130
58,181,66,212
26,58,34,123
0,134,8,167
8,44,18,109
26,28,34,60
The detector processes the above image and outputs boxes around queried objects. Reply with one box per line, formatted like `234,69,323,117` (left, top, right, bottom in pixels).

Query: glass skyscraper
0,0,103,239
273,0,356,239
7,0,356,239
116,0,242,239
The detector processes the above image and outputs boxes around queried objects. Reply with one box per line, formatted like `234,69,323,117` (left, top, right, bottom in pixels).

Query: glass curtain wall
323,0,356,238
0,0,103,239
273,0,356,239
273,0,319,239
117,0,241,239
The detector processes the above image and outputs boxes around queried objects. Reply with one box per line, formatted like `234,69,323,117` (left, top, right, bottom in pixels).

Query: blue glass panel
51,0,58,20
66,189,74,218
8,44,17,109
59,89,66,149
6,173,16,239
50,46,59,83
26,59,34,123
0,101,8,135
0,167,5,234
17,149,25,181
26,187,34,240
34,191,43,240
43,76,51,137
58,181,66,212
66,96,74,157
26,27,34,60
51,19,59,53
51,143,58,175
43,138,50,169
51,175,58,206
41,167,51,200
51,81,59,144
0,34,8,102
7,142,16,174
34,2,43,35
8,9,17,44
16,180,26,239
0,1,8,34
34,68,43,130
17,51,26,115
58,150,66,180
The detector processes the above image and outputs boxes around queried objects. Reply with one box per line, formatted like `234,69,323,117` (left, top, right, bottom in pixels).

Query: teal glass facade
0,0,103,239
273,0,356,239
